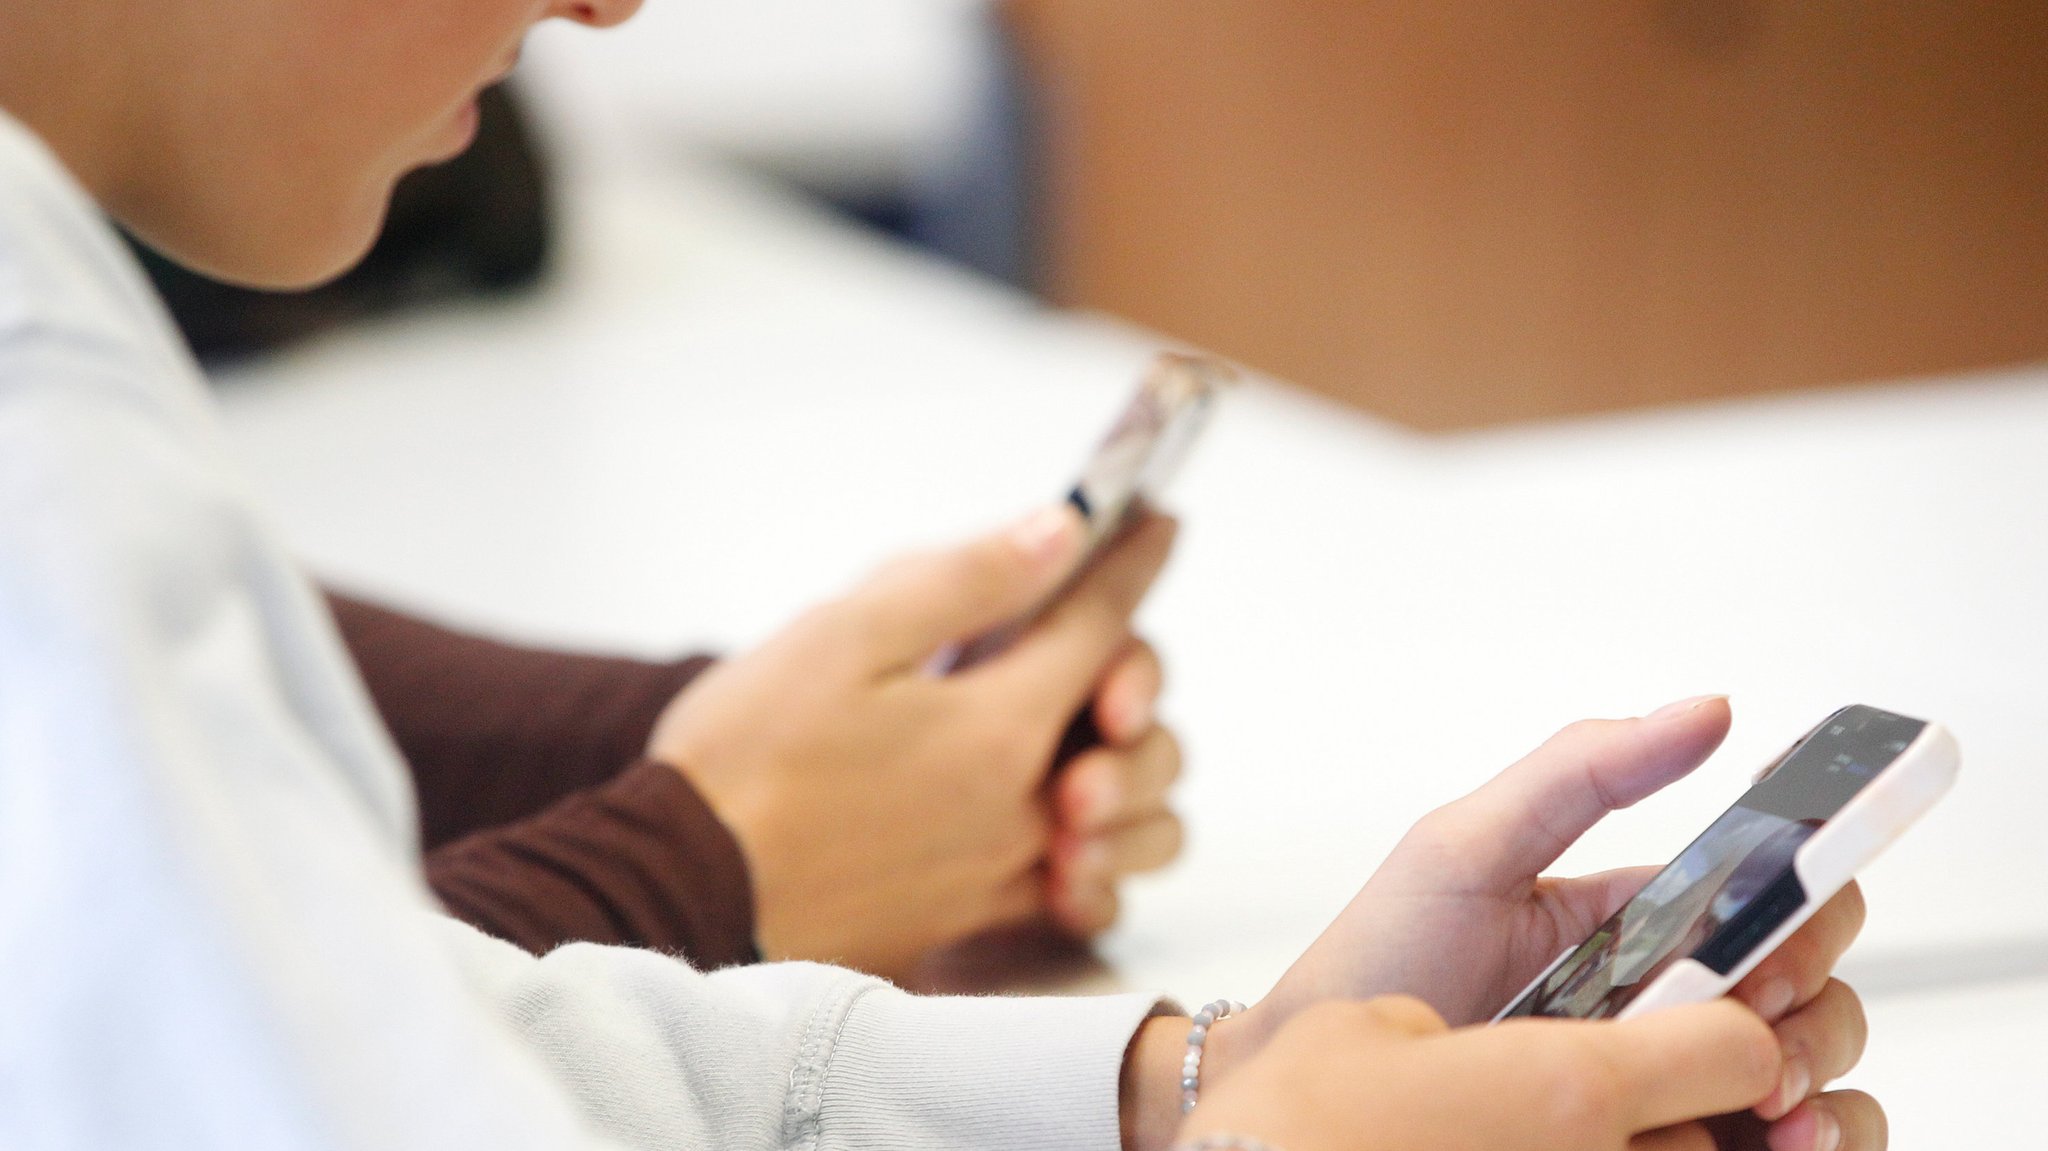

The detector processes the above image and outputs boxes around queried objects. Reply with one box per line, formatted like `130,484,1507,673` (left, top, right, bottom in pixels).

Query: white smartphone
1494,704,1960,1022
942,351,1235,671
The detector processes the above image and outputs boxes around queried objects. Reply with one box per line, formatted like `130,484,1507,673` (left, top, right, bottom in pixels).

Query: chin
241,233,383,292
122,184,393,293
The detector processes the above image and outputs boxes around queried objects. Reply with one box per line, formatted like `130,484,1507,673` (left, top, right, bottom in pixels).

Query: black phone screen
1497,706,1925,1020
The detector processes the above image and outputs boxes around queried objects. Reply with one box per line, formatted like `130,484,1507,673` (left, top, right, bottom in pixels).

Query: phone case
1496,709,1960,1022
938,352,1233,673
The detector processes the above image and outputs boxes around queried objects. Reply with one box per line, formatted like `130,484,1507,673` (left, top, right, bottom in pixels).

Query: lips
421,47,516,165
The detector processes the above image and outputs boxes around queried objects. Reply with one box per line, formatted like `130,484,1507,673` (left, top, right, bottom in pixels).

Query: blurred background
192,1,2045,1141
176,0,2048,428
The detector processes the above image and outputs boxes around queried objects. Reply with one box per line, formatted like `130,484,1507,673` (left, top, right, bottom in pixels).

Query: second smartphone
1495,704,1959,1022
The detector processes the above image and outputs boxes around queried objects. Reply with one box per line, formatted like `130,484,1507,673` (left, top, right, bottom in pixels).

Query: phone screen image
1498,706,1928,1020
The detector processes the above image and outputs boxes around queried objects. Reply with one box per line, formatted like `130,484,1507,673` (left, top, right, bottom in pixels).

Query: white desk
217,155,2048,1136
1855,973,2048,1146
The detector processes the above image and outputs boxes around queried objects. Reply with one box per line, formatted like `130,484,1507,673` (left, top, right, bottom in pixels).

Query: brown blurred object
1004,1,2048,430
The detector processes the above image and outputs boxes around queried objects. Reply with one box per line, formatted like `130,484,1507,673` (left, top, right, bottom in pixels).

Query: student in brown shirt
327,506,1185,979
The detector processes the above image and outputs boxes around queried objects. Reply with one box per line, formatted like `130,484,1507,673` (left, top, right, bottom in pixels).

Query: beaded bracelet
1179,998,1245,1115
1173,1136,1283,1151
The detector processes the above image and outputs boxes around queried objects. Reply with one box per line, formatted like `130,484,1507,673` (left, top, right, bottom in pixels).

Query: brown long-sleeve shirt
326,593,759,968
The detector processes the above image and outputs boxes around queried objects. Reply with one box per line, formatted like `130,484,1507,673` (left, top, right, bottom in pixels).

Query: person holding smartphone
0,1,1876,1149
326,508,1185,981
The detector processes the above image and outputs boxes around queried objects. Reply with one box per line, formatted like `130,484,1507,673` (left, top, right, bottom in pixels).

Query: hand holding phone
1495,704,1959,1021
941,351,1233,672
1167,699,1898,1151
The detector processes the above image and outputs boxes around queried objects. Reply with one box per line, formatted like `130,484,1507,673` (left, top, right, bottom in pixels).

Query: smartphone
941,351,1235,672
1494,704,1959,1022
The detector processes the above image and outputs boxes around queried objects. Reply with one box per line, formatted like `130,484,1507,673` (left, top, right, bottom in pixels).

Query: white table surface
215,155,2048,1136
1853,973,2048,1146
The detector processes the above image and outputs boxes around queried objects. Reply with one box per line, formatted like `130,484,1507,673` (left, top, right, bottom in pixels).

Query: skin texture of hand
1177,997,1784,1151
645,506,1181,979
1169,697,1880,1151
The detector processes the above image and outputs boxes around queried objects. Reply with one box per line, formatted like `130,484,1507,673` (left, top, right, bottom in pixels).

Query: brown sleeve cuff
324,589,716,849
426,759,760,968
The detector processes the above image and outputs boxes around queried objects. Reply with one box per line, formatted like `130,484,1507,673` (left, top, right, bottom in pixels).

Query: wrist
1122,1002,1272,1151
642,750,789,959
1122,1015,1190,1151
1198,1001,1273,1096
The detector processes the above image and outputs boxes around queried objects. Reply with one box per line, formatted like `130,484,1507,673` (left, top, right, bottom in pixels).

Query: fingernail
1088,772,1122,824
1751,977,1797,1022
1009,505,1078,566
1813,1108,1842,1151
1111,682,1154,742
1772,1058,1810,1120
1648,694,1727,721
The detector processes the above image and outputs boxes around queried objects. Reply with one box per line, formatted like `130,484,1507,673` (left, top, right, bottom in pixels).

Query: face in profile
111,0,640,291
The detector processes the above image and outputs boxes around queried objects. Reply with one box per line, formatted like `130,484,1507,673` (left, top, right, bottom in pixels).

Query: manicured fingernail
1648,694,1727,721
1813,1108,1841,1151
1750,977,1797,1022
1009,505,1078,566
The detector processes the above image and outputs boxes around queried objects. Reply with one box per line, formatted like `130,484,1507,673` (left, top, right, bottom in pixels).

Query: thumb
846,504,1085,672
1418,696,1733,894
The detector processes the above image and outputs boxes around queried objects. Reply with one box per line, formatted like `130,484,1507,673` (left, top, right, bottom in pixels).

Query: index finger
1496,1002,1779,1138
974,512,1177,720
1602,1001,1781,1133
1423,698,1732,896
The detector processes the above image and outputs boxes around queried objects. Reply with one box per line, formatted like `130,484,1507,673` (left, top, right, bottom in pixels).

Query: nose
551,0,643,30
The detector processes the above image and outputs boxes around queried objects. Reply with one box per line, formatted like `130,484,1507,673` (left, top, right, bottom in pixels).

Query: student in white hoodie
0,2,1880,1150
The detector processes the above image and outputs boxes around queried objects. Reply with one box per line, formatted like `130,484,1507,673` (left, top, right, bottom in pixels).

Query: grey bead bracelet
1179,998,1246,1115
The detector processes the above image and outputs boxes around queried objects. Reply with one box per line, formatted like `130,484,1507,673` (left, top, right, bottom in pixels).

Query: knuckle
1395,803,1479,872
1551,717,1613,749
1361,995,1445,1034
1537,1037,1629,1139
1289,1000,1385,1045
